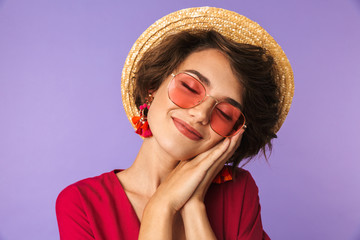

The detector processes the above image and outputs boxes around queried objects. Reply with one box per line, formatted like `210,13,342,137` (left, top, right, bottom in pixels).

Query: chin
148,115,222,161
152,131,203,160
163,138,199,160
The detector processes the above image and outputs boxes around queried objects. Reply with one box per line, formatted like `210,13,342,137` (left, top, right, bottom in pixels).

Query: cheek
204,135,224,151
146,90,173,135
147,100,163,133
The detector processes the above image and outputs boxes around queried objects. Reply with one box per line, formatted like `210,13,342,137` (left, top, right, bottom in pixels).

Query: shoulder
232,168,259,195
231,168,261,208
205,168,261,224
206,168,268,239
216,168,258,197
206,168,259,207
55,171,120,239
56,170,118,211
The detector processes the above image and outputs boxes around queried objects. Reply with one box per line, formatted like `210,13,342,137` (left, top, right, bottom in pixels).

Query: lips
172,117,203,141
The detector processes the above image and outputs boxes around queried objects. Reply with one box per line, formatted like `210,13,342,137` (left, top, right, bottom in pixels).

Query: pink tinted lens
168,73,205,108
210,102,245,137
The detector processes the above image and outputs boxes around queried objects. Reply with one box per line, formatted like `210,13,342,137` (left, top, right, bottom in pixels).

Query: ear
149,90,157,98
146,91,156,104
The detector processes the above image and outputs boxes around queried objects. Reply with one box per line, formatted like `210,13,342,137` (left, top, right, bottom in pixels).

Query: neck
123,137,179,197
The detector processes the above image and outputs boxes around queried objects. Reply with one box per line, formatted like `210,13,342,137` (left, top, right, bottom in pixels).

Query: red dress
56,168,270,239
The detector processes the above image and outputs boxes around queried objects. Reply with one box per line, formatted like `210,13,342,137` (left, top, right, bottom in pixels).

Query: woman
56,7,294,240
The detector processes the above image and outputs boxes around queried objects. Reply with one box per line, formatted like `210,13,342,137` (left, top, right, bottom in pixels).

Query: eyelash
181,81,199,94
216,108,232,120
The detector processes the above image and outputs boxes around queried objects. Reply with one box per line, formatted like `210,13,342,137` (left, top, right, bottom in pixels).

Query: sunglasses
168,72,246,137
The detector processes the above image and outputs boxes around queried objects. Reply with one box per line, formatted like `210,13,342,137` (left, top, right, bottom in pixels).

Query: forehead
176,48,244,103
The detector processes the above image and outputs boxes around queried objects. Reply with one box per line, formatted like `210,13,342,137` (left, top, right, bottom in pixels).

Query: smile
172,117,203,141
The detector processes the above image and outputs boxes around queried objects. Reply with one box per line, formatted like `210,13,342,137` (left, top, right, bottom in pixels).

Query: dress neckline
111,169,141,227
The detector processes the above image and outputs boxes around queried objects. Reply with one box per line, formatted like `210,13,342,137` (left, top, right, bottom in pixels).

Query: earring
132,94,153,138
212,166,233,184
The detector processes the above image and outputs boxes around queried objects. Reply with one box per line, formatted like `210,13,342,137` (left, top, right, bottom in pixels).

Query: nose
187,96,217,125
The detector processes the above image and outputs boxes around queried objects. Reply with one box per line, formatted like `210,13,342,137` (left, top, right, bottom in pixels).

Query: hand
178,132,243,240
181,132,243,209
148,131,243,214
139,132,243,240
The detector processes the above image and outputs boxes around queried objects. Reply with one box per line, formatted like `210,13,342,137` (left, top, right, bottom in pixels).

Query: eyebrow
225,98,244,111
185,69,211,86
185,69,244,111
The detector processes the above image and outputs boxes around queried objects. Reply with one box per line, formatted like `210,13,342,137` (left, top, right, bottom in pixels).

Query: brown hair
134,30,279,172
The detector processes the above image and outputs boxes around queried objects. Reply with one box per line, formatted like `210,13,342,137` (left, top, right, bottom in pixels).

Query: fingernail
223,138,229,146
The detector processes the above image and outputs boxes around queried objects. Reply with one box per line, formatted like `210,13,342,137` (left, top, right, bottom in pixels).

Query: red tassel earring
132,94,153,138
212,166,233,184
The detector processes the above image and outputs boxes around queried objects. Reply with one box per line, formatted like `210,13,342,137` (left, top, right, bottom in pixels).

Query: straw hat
121,6,294,133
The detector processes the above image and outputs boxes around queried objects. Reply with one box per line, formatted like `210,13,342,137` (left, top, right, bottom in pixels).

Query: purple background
1,0,360,239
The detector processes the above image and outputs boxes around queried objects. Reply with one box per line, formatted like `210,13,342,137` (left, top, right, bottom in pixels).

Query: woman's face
147,48,244,160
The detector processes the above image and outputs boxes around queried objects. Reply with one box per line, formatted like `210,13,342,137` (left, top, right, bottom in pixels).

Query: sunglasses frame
167,71,247,137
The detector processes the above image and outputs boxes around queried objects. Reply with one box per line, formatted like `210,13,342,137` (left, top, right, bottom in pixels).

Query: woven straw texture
121,7,294,133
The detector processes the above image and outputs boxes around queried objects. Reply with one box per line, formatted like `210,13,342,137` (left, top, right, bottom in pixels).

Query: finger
198,132,243,185
210,133,241,166
232,131,243,150
230,130,243,148
188,137,229,166
189,132,245,199
221,131,243,160
194,137,230,170
191,132,240,180
184,132,242,193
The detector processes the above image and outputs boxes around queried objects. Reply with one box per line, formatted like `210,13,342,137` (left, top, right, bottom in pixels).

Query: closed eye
216,108,232,121
181,81,200,94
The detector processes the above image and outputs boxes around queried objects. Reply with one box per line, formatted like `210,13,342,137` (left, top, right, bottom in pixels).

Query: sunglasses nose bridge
201,95,219,111
205,94,219,104
188,96,216,125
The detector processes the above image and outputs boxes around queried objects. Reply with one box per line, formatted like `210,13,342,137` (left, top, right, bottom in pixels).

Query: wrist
143,195,177,219
181,199,205,215
180,200,216,240
139,199,176,239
